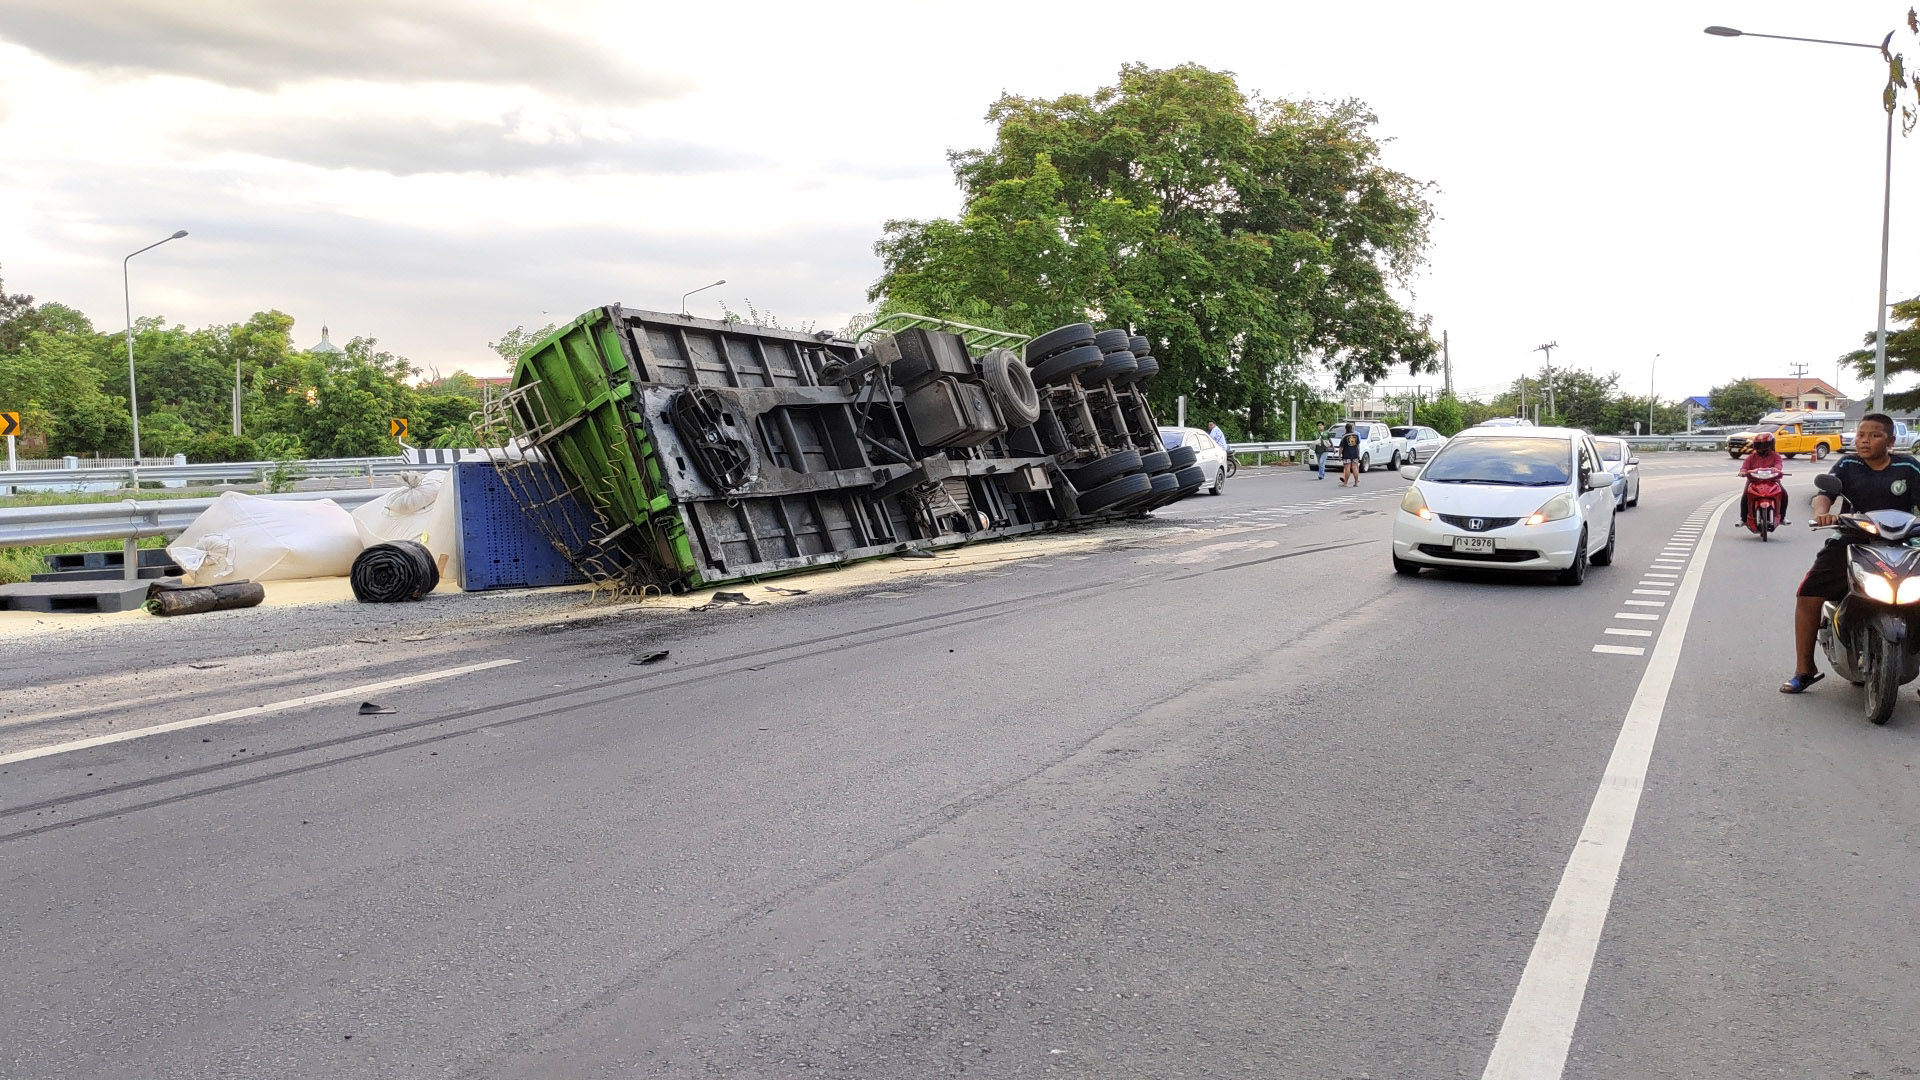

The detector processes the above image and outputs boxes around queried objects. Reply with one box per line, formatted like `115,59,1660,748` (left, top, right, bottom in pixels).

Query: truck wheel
1167,446,1199,470
1140,450,1171,474
1813,443,1828,461
981,349,1042,426
1031,345,1101,386
1389,452,1402,471
1067,448,1142,490
1093,329,1132,353
1169,465,1207,496
1025,323,1094,364
1079,470,1153,513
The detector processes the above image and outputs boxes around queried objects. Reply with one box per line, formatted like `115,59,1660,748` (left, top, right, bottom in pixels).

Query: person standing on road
1338,422,1362,487
1782,413,1920,693
1312,421,1332,479
1208,422,1229,454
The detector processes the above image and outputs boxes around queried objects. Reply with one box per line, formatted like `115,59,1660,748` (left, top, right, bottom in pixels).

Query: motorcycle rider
1784,413,1920,693
1738,430,1790,527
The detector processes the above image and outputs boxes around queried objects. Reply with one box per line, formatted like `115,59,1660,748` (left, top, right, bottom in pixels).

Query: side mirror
1626,457,1640,466
1814,473,1843,496
1583,471,1607,492
1399,463,1422,479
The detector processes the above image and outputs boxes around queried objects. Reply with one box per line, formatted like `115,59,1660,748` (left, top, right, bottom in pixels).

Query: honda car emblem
1468,517,1484,531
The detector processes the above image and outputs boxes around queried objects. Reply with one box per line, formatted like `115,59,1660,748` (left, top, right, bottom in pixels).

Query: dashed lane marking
1592,644,1646,656
1604,628,1654,637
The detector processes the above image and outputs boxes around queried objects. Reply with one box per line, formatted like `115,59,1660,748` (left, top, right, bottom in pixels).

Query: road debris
630,650,670,665
350,540,440,603
357,701,396,715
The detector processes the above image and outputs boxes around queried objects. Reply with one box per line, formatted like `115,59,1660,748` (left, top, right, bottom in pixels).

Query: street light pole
1704,24,1895,410
1650,353,1659,434
679,278,726,315
123,229,188,485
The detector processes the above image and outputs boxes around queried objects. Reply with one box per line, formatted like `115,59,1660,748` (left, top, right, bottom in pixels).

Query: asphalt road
3,454,1916,1079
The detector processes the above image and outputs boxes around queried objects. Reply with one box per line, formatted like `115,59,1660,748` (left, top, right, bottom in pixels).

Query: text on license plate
1452,536,1495,554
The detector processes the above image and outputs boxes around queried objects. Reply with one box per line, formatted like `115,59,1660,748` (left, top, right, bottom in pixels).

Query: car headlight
1524,492,1576,526
1400,484,1432,520
1852,564,1900,604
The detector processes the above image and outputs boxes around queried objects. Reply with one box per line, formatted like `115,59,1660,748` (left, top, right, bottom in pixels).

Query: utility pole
1649,353,1659,436
1789,361,1808,411
1442,330,1453,397
1533,341,1558,419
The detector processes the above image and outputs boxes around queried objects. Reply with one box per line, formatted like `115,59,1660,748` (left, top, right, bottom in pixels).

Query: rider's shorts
1797,539,1851,600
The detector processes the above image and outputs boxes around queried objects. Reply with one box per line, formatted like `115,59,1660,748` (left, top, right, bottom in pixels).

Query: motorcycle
1812,472,1920,724
1742,467,1788,540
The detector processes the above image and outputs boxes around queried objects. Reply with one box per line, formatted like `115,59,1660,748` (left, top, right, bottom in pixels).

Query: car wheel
1210,467,1225,494
1812,443,1828,461
1358,455,1369,474
1389,452,1401,471
1557,529,1589,586
1592,517,1616,566
1392,555,1420,577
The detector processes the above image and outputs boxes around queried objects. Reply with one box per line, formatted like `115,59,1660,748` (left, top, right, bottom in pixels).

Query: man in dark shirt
1339,422,1362,487
1784,412,1920,692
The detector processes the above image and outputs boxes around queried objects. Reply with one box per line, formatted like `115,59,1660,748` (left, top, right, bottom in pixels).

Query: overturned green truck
479,307,1207,594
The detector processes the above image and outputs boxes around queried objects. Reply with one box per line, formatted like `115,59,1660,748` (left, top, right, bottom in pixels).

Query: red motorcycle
1743,467,1787,540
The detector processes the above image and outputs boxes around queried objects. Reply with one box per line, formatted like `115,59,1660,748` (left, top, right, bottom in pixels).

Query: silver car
1594,436,1640,509
1391,424,1447,463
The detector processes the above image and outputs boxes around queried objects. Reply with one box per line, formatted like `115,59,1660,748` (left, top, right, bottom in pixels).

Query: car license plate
1452,536,1495,554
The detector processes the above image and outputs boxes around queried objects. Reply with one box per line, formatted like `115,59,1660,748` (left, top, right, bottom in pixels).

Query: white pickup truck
1332,419,1409,472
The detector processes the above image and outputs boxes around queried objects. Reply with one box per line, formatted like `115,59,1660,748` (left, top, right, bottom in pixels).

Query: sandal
1780,671,1825,694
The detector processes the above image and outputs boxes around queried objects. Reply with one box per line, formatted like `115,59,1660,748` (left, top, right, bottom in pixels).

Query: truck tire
1130,356,1159,384
1068,448,1142,490
1031,344,1101,386
1128,335,1150,357
1140,450,1171,473
1093,328,1132,353
1025,323,1094,364
1168,446,1199,469
1079,470,1153,513
981,348,1042,426
1140,471,1181,506
1813,443,1828,461
1083,350,1138,384
1169,465,1207,495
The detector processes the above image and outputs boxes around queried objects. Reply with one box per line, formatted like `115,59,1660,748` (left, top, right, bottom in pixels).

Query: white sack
350,470,463,586
168,492,363,584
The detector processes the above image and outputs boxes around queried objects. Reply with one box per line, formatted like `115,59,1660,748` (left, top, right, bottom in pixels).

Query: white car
1391,424,1447,463
1391,426,1618,585
1593,436,1640,509
1330,419,1405,472
1158,426,1229,495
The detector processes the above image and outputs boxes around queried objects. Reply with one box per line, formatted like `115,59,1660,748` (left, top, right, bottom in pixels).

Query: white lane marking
1614,612,1660,621
1482,495,1732,1079
1632,589,1671,596
1591,644,1646,656
1647,573,1679,579
0,659,522,767
1623,600,1666,607
1604,628,1653,637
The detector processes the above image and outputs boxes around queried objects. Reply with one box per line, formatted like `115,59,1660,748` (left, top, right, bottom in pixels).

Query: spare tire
350,540,440,603
1093,328,1132,353
1078,470,1153,513
1032,343,1102,386
1083,350,1138,384
1169,465,1207,495
1025,323,1095,364
980,348,1041,426
1167,445,1199,469
1068,448,1143,490
1128,335,1150,357
1140,450,1171,473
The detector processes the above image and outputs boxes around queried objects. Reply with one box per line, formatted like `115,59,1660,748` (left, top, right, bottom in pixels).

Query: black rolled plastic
350,540,441,603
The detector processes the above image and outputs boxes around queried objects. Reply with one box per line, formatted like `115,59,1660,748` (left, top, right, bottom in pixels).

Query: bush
180,432,259,463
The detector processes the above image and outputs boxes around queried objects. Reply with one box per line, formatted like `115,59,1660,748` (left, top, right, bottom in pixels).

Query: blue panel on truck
455,461,589,591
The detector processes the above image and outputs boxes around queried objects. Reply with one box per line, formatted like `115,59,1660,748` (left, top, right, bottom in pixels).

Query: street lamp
1704,23,1896,411
123,229,188,484
1650,353,1659,434
680,278,725,315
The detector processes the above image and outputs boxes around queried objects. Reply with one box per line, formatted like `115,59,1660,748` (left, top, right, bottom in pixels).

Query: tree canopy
1846,295,1920,411
1705,379,1780,427
0,266,506,459
869,63,1439,439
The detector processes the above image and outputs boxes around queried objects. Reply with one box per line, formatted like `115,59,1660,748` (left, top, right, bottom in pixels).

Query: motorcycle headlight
1400,484,1432,520
1898,577,1920,605
1525,492,1576,526
1852,563,1899,604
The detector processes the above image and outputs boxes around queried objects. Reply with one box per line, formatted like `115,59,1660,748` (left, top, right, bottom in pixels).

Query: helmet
1751,432,1776,451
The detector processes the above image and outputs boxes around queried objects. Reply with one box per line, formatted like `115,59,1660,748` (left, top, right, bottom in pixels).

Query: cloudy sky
0,0,1913,405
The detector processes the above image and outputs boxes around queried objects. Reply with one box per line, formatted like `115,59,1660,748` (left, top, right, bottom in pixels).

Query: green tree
870,63,1437,439
489,323,558,368
1846,295,1920,410
1705,379,1779,427
1415,396,1466,436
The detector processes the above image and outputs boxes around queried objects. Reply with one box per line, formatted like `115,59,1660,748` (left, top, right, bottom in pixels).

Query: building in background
1749,377,1848,412
1683,395,1711,429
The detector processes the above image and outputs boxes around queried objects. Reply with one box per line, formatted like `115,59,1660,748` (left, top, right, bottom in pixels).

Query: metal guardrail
1227,441,1313,464
1621,435,1726,451
0,456,410,490
0,489,386,550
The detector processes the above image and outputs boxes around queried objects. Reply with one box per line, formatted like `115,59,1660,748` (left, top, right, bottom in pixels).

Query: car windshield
1159,429,1182,450
1597,442,1624,462
1419,437,1571,486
